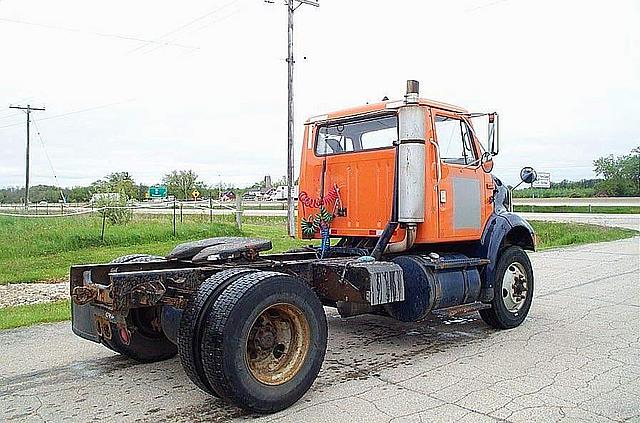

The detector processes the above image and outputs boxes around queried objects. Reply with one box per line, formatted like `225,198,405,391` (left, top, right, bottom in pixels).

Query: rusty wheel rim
245,303,310,386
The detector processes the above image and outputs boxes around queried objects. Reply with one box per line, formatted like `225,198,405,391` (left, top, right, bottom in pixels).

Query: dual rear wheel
178,270,328,413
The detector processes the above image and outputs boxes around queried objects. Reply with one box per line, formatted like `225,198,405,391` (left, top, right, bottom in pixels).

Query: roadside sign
192,189,201,200
532,172,551,188
148,185,168,198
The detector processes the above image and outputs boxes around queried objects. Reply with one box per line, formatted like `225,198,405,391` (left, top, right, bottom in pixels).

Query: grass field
512,187,595,198
531,221,637,249
0,300,70,330
0,214,307,285
514,205,640,214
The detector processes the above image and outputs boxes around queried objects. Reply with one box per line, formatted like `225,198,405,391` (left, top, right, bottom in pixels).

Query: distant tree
593,147,640,196
162,170,200,200
136,183,149,201
91,172,138,200
67,186,91,202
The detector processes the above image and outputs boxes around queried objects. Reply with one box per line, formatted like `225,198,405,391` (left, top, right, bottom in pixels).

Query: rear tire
480,246,534,329
177,268,257,396
102,307,178,362
200,271,328,413
101,254,177,362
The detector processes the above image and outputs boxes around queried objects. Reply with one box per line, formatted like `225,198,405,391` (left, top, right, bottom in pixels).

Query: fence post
173,199,177,236
180,202,183,223
61,203,64,215
209,197,213,223
235,194,243,231
46,202,49,215
101,211,107,241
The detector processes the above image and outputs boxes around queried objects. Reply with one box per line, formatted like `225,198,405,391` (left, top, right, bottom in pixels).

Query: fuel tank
385,254,482,322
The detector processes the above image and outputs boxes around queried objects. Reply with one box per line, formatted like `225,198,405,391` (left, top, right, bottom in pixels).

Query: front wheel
199,271,328,413
480,246,534,329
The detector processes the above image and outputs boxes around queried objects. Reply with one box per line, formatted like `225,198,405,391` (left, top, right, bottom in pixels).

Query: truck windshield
315,114,397,156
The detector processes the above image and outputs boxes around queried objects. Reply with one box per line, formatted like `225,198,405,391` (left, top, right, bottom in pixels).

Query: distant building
220,191,236,202
271,185,299,201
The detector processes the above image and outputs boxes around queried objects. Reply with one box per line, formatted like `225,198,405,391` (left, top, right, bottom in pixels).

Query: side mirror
480,152,494,173
520,166,537,184
488,113,499,155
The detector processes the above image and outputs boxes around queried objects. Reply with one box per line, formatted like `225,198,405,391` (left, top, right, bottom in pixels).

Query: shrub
95,193,132,225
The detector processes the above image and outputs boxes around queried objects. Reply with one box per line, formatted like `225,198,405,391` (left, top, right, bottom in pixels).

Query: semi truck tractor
70,80,535,413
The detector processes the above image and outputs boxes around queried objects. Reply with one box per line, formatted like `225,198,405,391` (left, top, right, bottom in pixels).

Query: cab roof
306,98,469,124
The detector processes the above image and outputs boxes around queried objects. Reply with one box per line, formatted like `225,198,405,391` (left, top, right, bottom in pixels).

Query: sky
1,0,638,189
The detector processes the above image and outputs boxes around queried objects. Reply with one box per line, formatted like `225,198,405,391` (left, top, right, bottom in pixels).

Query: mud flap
71,303,101,343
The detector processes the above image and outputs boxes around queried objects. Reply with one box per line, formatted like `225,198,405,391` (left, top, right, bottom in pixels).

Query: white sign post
532,172,551,188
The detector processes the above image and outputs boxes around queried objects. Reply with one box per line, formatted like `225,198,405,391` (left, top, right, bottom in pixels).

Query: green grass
514,205,640,214
0,300,71,330
529,220,637,249
0,214,308,285
512,187,595,198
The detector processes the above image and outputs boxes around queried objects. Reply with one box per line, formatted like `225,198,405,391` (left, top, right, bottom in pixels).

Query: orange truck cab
298,80,536,316
298,96,494,245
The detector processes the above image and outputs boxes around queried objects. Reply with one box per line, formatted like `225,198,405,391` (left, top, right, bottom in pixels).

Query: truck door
432,111,485,241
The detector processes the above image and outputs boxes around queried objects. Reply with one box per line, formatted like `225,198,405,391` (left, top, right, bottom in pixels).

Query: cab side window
434,115,477,165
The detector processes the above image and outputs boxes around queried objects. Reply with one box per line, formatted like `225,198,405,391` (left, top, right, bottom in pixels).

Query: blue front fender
474,211,535,301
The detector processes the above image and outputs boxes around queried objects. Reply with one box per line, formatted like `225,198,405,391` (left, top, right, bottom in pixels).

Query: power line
140,4,245,56
30,115,66,202
0,99,132,130
0,112,23,120
0,17,200,51
128,0,240,55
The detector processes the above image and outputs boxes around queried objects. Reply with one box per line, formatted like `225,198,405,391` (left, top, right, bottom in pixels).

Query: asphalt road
2,236,639,422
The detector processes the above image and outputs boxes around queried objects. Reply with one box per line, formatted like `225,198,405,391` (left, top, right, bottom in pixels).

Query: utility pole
9,104,45,206
281,0,319,237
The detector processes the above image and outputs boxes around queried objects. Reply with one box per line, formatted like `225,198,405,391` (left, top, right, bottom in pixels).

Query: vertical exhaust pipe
397,80,425,224
373,80,425,258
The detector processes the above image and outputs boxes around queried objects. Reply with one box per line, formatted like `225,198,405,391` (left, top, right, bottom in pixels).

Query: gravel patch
0,282,69,308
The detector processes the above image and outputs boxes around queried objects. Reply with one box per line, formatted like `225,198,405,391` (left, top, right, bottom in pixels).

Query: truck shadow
319,309,492,385
156,310,494,421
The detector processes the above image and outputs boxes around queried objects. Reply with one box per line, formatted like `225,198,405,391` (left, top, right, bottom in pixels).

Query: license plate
366,263,405,306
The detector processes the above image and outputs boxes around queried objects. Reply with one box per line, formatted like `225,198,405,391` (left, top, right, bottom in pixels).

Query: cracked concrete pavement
1,237,639,422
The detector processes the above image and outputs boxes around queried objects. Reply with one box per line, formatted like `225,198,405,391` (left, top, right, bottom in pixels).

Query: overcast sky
1,0,638,188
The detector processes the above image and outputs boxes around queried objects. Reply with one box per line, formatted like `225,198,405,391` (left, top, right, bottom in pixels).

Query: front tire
480,246,534,329
200,271,328,413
